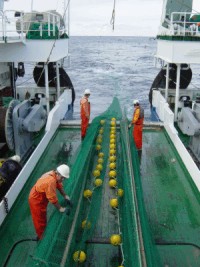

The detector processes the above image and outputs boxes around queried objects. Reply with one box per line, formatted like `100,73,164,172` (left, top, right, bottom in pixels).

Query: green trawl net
120,116,161,267
0,97,159,267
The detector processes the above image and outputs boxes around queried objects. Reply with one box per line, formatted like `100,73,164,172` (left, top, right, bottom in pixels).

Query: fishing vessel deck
1,0,200,266
141,127,200,266
0,121,200,266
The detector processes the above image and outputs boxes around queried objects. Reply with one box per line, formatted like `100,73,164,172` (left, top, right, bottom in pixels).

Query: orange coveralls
28,171,63,239
132,106,144,150
80,96,90,138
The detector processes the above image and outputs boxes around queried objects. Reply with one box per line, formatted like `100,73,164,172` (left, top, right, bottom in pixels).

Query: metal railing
164,12,200,36
0,10,68,42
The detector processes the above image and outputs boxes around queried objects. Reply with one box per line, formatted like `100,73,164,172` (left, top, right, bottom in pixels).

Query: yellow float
109,179,117,188
96,144,101,151
110,138,116,144
100,119,105,125
81,220,91,229
110,133,116,139
109,170,117,178
110,143,116,149
96,164,103,171
110,126,116,131
110,234,121,246
73,251,86,263
110,121,116,126
99,128,104,134
109,155,116,162
83,189,92,198
0,159,5,167
117,189,124,197
94,178,103,187
109,162,116,169
98,152,104,158
93,169,100,177
110,198,118,208
109,149,116,155
97,158,104,164
96,138,102,144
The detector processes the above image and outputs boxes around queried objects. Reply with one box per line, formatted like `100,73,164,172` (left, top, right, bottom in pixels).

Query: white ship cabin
0,0,71,114
154,0,200,122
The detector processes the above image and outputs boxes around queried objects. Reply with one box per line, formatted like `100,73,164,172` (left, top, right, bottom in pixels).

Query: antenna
31,0,33,11
0,0,5,11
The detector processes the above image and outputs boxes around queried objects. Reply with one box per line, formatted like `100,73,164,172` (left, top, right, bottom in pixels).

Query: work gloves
58,196,73,215
64,195,70,201
59,207,66,213
64,195,73,207
59,206,71,215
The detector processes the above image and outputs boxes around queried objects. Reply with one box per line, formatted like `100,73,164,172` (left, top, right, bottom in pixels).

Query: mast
0,0,5,11
31,0,33,12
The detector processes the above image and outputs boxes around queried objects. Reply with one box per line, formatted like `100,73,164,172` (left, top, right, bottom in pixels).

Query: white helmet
57,164,70,178
84,89,91,95
133,99,139,105
10,155,21,163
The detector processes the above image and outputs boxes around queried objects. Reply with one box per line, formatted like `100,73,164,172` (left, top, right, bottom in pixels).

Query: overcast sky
4,0,200,37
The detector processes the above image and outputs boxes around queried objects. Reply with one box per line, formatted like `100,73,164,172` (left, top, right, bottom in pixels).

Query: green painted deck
0,128,81,267
141,127,200,266
0,125,200,266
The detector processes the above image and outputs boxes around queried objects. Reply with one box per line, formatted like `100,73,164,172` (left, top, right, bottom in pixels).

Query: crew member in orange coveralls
28,164,71,240
129,99,144,151
80,89,91,140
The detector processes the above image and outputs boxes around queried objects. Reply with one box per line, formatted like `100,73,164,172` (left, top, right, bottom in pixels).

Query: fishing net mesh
1,97,160,267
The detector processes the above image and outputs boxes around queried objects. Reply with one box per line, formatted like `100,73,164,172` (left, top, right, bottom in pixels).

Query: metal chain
3,197,9,214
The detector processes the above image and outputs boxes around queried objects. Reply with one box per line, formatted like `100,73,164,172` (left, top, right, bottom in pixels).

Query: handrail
162,12,200,36
0,10,68,42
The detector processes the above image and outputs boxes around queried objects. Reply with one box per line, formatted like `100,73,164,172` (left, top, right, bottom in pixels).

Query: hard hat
10,155,21,163
84,89,91,95
57,164,70,178
133,99,139,105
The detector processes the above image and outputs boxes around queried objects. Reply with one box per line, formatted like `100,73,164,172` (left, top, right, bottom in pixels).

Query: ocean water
67,36,200,121
67,36,158,121
17,36,200,121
